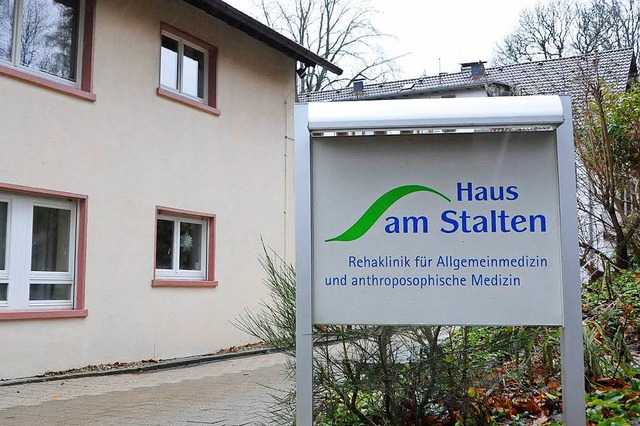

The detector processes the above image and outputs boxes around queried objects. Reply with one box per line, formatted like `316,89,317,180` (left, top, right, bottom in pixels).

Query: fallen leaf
512,399,543,416
596,377,624,387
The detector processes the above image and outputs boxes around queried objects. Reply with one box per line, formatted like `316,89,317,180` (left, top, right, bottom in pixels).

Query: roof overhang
182,0,343,75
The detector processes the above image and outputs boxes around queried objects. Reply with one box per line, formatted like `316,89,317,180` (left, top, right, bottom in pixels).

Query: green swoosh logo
325,185,451,242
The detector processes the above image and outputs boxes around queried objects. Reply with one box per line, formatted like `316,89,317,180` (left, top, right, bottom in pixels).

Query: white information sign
295,96,585,425
312,132,563,326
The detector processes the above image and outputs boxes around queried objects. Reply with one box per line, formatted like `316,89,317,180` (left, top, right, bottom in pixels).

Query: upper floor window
0,0,95,100
1,0,80,82
161,34,205,100
157,23,219,116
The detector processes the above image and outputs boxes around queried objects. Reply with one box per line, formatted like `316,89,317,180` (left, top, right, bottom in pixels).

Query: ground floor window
0,185,87,316
153,206,216,288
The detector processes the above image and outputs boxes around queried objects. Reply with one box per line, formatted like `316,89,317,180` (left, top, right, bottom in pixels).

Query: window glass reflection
31,206,70,272
160,35,179,91
29,283,71,301
156,219,174,270
0,201,7,270
179,222,202,270
0,0,14,61
182,44,204,99
20,0,80,81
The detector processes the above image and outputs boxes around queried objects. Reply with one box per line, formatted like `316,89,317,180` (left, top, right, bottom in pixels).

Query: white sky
224,0,551,79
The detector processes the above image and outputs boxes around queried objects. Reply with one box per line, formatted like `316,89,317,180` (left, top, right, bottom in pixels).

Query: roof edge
316,81,509,102
183,0,343,75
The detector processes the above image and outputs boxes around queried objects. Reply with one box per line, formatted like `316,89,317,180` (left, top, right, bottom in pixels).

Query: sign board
295,96,585,425
313,132,562,325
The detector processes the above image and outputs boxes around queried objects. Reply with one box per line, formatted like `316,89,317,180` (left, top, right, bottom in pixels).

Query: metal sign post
294,103,314,425
295,96,585,425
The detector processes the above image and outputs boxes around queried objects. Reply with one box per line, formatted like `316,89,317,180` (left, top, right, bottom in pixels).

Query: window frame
0,194,11,308
0,182,88,321
0,0,96,101
157,23,219,116
28,198,77,308
153,206,217,288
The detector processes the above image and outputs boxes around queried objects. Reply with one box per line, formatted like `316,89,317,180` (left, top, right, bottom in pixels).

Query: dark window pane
182,44,205,99
31,206,71,272
160,35,178,91
20,0,80,81
0,0,14,61
179,222,202,270
29,283,71,300
0,201,6,270
156,219,174,269
0,283,6,301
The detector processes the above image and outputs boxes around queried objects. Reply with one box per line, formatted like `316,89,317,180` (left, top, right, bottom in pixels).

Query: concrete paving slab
0,352,291,426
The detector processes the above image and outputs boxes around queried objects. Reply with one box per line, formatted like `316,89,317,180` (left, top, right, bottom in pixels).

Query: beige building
0,0,338,380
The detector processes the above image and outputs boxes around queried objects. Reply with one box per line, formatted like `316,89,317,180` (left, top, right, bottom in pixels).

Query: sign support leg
295,104,314,425
296,330,313,424
558,95,586,425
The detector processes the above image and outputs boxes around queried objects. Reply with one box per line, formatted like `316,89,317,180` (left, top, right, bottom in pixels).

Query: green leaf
325,184,450,242
597,418,631,426
588,407,604,422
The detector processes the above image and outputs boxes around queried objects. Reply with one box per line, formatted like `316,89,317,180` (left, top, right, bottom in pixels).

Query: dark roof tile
299,48,635,103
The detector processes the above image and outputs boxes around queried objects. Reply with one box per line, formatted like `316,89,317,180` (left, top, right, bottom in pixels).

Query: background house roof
299,48,637,104
183,0,343,75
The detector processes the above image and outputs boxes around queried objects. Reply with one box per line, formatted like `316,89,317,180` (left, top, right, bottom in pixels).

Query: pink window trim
0,0,96,102
152,280,218,288
157,87,221,116
0,182,87,201
0,182,88,321
153,206,216,288
158,22,219,113
0,309,88,321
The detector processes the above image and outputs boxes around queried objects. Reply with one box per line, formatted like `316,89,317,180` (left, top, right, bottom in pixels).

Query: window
0,0,95,100
158,23,219,116
161,35,205,100
0,184,87,319
153,207,217,288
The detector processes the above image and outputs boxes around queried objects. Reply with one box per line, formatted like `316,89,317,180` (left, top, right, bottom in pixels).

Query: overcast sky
225,0,551,79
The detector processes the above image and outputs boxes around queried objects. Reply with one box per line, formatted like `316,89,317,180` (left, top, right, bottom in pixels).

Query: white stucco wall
0,0,296,379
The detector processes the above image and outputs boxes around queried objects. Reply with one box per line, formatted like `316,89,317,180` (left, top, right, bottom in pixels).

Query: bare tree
493,0,640,66
259,0,399,92
20,0,51,67
0,0,13,60
573,1,618,55
607,0,640,55
493,0,573,65
43,2,78,80
19,0,78,80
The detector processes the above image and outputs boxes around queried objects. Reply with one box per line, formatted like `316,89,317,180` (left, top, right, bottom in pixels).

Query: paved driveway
0,352,291,426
